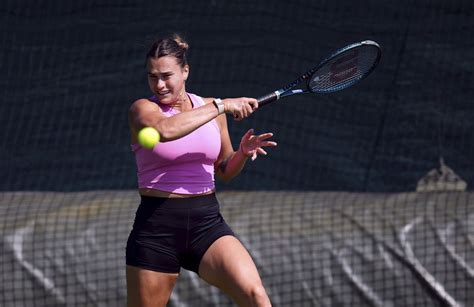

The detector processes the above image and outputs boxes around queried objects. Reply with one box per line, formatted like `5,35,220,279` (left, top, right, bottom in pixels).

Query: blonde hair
172,34,189,52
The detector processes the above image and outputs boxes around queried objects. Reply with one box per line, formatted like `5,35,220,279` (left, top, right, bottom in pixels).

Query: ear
182,65,190,81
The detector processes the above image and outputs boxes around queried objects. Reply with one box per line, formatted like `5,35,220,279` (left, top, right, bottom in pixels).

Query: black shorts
126,193,234,274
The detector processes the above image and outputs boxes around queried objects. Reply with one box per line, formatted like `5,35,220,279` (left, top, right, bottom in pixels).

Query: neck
170,91,192,111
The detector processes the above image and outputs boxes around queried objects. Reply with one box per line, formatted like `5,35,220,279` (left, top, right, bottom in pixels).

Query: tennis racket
257,40,381,107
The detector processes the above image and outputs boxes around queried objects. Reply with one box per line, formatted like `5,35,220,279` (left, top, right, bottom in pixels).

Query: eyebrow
147,71,173,76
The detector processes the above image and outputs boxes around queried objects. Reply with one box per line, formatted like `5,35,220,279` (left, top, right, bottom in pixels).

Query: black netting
1,0,473,306
0,0,472,192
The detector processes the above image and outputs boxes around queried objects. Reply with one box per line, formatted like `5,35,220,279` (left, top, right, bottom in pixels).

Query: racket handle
256,91,279,107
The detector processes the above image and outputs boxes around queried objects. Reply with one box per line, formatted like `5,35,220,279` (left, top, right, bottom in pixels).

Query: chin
156,93,175,104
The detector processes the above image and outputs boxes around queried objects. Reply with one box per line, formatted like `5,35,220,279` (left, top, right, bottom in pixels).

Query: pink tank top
131,93,221,194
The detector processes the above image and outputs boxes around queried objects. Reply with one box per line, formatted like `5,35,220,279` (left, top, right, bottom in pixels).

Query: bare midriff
138,188,215,199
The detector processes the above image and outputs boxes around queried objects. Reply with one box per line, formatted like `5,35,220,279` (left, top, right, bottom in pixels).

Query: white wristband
213,98,225,115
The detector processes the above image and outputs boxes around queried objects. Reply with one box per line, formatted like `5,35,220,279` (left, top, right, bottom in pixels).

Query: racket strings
309,46,380,93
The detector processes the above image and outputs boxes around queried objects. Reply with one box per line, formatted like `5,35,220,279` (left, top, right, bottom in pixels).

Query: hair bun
173,34,189,51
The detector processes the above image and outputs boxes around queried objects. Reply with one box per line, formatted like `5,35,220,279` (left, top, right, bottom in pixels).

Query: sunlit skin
129,55,277,157
127,50,275,306
146,56,190,110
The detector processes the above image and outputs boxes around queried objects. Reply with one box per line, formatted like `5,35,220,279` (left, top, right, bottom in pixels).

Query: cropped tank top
131,93,221,194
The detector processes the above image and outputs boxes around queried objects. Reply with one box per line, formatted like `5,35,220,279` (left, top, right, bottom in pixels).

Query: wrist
212,98,225,115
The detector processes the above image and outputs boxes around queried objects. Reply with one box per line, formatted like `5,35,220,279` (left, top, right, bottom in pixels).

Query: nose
154,78,166,90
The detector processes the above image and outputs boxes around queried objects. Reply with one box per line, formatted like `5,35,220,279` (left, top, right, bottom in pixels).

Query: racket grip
256,91,279,107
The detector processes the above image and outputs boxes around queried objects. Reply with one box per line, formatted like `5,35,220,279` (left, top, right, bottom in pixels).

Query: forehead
147,56,181,73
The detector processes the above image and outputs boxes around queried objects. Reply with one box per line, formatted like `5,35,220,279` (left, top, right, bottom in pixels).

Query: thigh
198,236,266,301
126,265,179,307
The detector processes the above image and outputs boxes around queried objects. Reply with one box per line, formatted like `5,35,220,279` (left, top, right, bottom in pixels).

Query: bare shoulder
128,98,164,132
130,98,159,110
129,98,160,115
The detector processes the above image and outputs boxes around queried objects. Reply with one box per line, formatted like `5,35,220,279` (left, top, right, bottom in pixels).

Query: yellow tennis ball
138,127,160,149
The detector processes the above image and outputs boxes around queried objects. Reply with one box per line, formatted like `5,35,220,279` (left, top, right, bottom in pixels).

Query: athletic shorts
126,193,235,274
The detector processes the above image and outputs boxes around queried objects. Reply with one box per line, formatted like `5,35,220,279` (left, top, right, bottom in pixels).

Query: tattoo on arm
219,157,230,174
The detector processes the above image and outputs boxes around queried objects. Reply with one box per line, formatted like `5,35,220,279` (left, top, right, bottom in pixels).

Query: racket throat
274,90,283,100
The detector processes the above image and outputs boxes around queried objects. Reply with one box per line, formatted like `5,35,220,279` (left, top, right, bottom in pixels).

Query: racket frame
257,40,381,106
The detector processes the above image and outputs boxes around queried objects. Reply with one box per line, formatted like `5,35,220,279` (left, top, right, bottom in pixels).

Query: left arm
210,99,277,182
214,123,249,182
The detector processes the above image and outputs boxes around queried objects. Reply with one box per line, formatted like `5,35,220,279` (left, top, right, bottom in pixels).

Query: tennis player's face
146,56,189,104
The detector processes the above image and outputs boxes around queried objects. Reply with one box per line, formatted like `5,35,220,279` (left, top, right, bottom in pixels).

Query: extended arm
129,97,258,143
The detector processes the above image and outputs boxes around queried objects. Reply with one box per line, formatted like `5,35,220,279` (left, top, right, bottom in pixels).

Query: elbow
155,123,178,142
157,131,174,142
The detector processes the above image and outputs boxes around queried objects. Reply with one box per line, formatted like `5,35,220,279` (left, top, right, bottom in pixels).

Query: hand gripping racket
257,40,381,107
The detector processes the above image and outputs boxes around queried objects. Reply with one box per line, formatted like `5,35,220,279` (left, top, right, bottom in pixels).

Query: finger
248,98,258,110
245,104,254,115
257,148,267,155
256,132,274,141
242,129,254,141
239,102,249,118
261,141,278,147
251,152,258,161
242,107,249,118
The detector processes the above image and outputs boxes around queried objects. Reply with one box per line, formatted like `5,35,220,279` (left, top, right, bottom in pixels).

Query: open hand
239,129,277,161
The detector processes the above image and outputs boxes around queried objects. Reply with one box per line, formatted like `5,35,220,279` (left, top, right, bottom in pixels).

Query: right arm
128,97,258,143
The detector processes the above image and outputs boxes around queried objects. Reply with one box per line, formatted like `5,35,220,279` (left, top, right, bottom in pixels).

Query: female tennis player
126,34,275,307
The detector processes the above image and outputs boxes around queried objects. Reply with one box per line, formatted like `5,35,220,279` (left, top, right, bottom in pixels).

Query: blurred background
0,0,473,306
1,0,472,192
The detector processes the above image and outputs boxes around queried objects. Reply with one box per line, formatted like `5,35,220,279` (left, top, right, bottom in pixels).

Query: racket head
308,40,381,94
